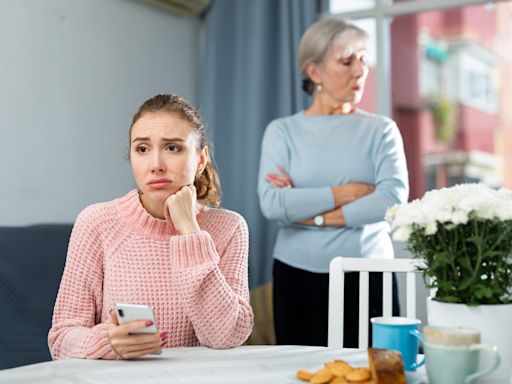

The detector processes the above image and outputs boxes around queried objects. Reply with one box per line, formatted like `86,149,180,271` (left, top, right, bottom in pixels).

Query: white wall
0,0,199,225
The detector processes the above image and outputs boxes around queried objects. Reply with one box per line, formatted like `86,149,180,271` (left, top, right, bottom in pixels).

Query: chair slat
383,271,392,317
359,271,369,348
328,257,344,348
406,272,416,318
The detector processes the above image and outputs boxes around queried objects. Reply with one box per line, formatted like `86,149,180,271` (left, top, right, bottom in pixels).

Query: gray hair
299,18,368,95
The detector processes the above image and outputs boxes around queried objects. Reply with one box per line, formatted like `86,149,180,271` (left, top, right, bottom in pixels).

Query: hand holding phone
107,303,165,359
115,303,158,334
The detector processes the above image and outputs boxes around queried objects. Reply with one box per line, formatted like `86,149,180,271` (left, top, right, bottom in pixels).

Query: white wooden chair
328,256,423,349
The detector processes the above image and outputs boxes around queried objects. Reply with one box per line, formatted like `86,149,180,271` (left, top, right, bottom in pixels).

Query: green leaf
458,276,474,291
435,295,460,303
458,257,473,273
474,285,493,299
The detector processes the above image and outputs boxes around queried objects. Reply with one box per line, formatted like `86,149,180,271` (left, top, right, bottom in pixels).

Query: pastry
367,348,406,384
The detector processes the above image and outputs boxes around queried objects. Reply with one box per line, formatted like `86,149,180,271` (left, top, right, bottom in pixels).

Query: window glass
391,2,512,199
329,0,375,14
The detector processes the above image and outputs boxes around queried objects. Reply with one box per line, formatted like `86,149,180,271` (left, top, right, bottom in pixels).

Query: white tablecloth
0,345,427,384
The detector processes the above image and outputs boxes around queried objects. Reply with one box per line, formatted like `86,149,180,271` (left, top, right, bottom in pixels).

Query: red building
389,4,510,199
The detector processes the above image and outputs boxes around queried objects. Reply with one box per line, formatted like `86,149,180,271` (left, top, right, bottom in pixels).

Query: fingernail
146,320,154,326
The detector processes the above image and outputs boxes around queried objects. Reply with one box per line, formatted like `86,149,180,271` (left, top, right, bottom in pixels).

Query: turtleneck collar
116,189,206,241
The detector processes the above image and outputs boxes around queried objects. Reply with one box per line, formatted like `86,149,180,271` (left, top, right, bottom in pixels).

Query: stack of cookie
296,348,406,384
297,359,373,383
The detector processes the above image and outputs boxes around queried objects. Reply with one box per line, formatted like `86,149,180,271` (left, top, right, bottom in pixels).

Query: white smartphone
115,303,158,334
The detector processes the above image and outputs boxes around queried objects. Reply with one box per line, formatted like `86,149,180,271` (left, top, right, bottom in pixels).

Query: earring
316,83,323,92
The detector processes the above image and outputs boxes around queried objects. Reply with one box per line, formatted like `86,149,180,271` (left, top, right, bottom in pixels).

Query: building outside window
329,0,512,198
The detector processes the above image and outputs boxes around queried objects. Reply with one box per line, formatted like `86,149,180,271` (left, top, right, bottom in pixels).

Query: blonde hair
130,94,221,207
299,18,368,95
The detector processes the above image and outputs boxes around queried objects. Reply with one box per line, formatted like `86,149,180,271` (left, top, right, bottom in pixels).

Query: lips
147,179,172,189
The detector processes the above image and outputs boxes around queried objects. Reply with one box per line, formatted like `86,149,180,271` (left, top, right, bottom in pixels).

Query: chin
352,95,363,105
143,188,174,202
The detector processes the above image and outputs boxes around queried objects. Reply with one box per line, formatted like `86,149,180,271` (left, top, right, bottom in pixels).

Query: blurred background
1,0,511,345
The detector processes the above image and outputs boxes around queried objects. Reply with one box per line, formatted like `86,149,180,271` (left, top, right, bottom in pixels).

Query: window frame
326,0,507,117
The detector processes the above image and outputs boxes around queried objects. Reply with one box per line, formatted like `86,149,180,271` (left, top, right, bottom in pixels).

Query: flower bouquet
385,183,512,305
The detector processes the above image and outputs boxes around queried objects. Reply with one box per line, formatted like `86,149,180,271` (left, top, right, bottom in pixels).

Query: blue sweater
257,110,409,273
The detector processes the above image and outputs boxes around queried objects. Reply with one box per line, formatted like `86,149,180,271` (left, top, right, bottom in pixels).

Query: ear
305,61,322,85
197,146,209,176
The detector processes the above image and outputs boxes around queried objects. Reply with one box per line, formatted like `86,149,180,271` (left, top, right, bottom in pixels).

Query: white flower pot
427,297,512,383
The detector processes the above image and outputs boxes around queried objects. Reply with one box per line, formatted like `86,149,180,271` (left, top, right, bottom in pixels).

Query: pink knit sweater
48,190,253,359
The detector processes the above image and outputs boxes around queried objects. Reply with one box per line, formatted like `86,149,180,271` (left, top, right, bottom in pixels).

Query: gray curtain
199,0,323,288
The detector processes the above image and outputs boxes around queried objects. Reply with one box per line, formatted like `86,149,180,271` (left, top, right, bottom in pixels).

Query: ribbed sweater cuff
169,230,220,269
84,322,120,360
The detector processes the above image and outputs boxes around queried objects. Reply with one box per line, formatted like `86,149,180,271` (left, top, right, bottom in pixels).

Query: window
329,0,512,199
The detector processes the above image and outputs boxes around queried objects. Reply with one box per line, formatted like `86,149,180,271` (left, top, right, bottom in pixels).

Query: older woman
258,18,408,346
49,94,253,359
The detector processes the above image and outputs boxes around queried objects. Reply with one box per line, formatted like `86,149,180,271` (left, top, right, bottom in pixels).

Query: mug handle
464,345,500,384
409,329,425,369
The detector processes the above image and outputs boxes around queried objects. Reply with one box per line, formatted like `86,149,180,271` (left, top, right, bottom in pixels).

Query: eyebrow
132,137,186,144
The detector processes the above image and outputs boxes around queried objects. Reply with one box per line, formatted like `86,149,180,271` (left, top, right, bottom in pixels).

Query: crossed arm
265,165,373,227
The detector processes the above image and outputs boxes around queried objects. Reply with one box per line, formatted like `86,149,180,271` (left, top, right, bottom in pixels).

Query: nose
150,150,166,174
354,60,368,78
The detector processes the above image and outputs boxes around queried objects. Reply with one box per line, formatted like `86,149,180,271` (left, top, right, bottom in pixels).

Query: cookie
296,370,314,381
345,367,371,382
310,368,334,384
330,377,350,384
329,361,353,377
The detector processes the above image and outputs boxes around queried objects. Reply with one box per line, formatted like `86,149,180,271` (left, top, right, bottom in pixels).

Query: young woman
49,94,253,359
258,18,408,347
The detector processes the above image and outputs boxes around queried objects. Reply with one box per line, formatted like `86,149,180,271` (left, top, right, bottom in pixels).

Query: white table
0,345,427,384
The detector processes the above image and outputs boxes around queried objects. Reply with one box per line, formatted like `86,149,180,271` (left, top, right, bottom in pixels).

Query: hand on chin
164,185,200,234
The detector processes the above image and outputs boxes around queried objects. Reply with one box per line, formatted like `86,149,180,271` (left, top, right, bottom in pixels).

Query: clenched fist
164,185,201,235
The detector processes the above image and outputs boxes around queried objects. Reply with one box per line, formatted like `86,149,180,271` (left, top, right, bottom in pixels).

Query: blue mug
371,317,425,371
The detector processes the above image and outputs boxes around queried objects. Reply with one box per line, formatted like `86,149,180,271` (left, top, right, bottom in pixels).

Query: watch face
314,215,324,226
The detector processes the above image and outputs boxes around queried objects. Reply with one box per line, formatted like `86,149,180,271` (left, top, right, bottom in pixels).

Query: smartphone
115,303,158,334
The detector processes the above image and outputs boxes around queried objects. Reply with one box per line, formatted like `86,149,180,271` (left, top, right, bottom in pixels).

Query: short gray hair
299,18,368,95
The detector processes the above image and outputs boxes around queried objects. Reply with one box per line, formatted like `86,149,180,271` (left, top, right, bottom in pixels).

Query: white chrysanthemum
385,183,512,240
433,209,452,223
384,204,399,222
424,221,438,235
451,210,469,225
392,225,412,242
496,202,512,221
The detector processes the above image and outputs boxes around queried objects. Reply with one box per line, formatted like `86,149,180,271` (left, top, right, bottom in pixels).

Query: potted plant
385,183,512,383
429,94,457,142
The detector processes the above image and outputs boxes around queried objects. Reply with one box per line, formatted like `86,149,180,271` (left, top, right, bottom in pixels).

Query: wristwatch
314,214,324,226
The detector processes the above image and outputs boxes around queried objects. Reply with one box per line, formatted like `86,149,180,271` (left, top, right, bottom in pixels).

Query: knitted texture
48,190,253,359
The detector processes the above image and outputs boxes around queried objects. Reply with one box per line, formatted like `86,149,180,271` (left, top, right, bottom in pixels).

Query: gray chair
0,224,72,369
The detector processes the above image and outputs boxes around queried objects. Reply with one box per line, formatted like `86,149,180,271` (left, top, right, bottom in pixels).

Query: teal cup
424,326,500,384
371,317,425,371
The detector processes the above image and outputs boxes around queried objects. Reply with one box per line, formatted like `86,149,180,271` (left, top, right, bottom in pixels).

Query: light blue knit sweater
257,109,409,273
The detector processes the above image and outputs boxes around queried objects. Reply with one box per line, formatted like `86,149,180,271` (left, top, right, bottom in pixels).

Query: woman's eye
135,146,148,153
167,144,181,152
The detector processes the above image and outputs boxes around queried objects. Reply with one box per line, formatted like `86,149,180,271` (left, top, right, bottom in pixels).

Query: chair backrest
328,256,422,349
